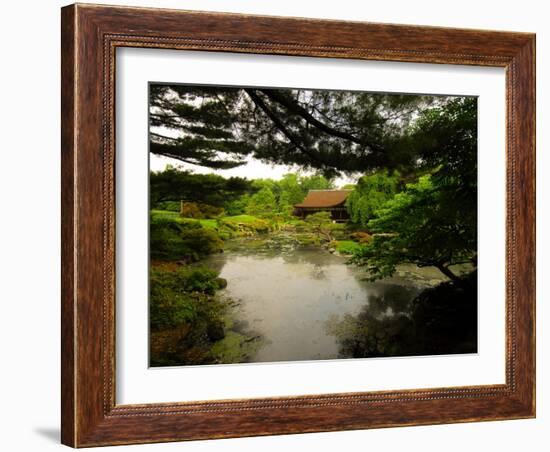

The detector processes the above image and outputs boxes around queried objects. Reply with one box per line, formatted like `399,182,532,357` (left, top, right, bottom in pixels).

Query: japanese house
294,189,352,222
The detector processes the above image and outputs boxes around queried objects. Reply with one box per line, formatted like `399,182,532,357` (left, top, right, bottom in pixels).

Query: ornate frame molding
61,4,535,447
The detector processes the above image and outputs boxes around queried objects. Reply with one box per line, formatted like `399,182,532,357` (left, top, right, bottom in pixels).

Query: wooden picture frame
61,3,535,447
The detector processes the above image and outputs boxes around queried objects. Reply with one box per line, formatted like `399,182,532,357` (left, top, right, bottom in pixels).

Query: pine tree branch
150,131,178,141
243,89,328,168
259,89,384,153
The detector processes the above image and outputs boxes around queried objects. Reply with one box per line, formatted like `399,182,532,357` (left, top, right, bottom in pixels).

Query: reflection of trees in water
223,237,346,266
222,237,303,259
363,284,418,317
280,249,346,272
326,272,477,358
200,240,345,285
309,265,327,280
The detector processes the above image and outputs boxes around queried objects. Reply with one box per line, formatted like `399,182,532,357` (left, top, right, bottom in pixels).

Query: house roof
294,190,352,208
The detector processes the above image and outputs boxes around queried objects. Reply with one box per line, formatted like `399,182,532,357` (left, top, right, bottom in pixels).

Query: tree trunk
435,263,460,282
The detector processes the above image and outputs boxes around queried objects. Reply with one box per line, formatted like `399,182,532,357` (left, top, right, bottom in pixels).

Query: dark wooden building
294,189,352,222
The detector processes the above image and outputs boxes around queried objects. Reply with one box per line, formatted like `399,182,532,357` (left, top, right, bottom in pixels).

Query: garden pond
200,234,450,363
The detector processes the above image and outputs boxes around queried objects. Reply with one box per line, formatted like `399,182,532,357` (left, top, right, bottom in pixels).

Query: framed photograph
61,4,536,447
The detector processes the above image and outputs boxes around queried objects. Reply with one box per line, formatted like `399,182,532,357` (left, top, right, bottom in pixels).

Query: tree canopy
352,175,475,281
149,85,436,177
235,173,333,217
150,166,254,208
350,97,477,281
345,170,400,227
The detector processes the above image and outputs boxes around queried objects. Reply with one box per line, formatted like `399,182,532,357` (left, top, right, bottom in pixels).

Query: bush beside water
149,213,266,366
150,216,223,262
150,266,225,331
149,265,229,366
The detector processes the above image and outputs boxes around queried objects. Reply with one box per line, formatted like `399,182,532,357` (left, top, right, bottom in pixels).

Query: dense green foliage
149,215,235,366
150,167,333,219
154,200,180,212
179,202,224,219
150,167,253,208
351,98,477,281
352,175,475,281
333,240,364,255
150,85,433,176
150,216,223,262
224,197,250,216
150,266,226,331
345,171,400,226
245,186,277,216
225,173,333,217
328,272,477,358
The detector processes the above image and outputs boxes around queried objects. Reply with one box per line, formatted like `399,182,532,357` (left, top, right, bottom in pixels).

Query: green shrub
350,231,373,244
220,215,271,234
295,233,321,246
199,204,224,219
224,196,249,216
183,267,226,295
150,267,197,331
334,240,364,254
179,201,203,218
150,216,223,262
180,202,225,219
150,266,226,331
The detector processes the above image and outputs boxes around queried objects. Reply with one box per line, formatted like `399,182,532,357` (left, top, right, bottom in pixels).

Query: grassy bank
149,210,282,366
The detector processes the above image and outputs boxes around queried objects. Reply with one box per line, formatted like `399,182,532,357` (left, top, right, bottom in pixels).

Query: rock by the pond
215,277,228,289
207,321,226,341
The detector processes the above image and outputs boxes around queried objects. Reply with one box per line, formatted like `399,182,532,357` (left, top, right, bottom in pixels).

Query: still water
201,237,445,363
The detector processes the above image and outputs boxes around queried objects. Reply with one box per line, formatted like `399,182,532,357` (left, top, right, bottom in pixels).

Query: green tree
352,176,475,281
351,97,477,281
276,174,302,216
223,195,250,216
245,186,277,216
304,211,334,242
225,173,335,217
150,167,253,208
149,86,253,169
150,85,435,176
300,174,334,192
346,171,400,226
150,217,223,262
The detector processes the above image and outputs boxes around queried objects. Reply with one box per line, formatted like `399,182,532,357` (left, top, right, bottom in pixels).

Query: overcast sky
150,153,358,187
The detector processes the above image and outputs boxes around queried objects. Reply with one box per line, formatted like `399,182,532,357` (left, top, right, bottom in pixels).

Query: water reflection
363,284,418,317
326,272,478,358
200,237,470,363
